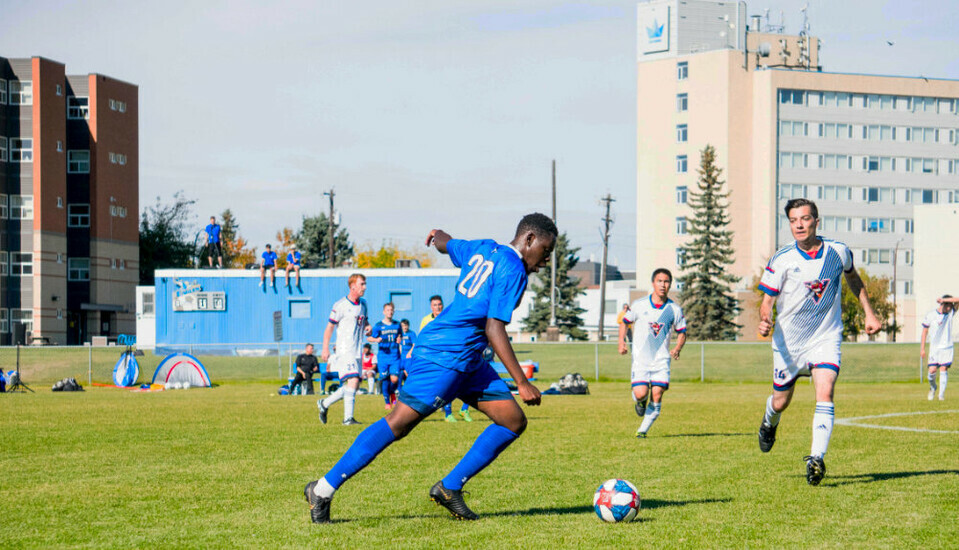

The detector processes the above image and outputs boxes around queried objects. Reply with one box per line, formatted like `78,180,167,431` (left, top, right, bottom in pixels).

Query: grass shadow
826,469,959,486
659,432,751,438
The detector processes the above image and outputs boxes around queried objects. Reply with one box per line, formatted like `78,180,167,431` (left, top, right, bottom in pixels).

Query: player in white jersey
757,199,881,486
317,273,371,425
618,268,687,438
920,295,958,401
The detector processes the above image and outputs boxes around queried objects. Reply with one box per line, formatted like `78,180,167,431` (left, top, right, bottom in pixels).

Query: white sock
810,402,834,458
367,377,374,393
939,371,948,398
343,387,356,421
764,395,782,427
929,372,938,391
322,386,345,408
313,477,336,498
638,402,661,434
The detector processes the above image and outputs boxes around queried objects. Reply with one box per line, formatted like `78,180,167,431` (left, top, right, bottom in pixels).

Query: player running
369,302,403,409
756,198,880,486
618,268,686,438
304,213,556,523
398,319,415,387
316,274,370,426
921,295,958,401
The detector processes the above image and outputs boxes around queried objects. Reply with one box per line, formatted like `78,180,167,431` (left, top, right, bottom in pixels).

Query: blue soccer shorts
398,357,513,416
378,356,402,378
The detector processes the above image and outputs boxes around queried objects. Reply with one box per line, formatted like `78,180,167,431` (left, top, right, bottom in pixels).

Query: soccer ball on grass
593,479,640,523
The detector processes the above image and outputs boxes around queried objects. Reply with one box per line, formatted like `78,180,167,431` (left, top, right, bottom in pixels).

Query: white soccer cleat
928,390,935,401
938,395,945,401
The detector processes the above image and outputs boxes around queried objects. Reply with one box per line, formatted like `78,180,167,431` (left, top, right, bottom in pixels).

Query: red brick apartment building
1,56,137,345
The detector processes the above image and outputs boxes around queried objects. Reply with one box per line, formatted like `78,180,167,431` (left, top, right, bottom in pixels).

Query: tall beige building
637,0,959,340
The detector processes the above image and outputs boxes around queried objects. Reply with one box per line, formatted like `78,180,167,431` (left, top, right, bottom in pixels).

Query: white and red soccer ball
593,479,641,523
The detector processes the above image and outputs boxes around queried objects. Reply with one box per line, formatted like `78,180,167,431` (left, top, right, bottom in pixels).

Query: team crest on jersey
648,322,664,337
804,279,830,304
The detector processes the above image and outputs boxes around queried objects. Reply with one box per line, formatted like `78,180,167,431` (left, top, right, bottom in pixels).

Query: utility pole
597,194,615,341
323,189,335,268
546,160,560,342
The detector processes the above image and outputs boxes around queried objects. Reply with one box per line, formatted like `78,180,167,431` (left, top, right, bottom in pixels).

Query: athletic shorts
398,356,513,416
207,242,222,257
772,340,841,391
378,356,402,377
330,354,361,381
631,358,670,389
929,347,954,368
400,356,413,374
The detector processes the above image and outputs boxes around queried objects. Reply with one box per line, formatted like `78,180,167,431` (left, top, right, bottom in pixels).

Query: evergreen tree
295,213,353,267
139,192,197,285
219,209,256,268
522,233,587,340
677,145,741,340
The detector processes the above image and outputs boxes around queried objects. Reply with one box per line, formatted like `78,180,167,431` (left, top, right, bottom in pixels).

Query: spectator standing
205,216,223,269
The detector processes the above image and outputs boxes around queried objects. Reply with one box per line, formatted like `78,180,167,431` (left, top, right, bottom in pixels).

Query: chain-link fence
0,341,927,388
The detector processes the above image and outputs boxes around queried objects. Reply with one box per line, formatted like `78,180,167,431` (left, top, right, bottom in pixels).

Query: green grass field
2,364,957,548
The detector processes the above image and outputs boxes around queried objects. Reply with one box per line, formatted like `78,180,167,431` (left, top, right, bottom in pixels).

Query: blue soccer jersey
287,251,301,266
412,239,528,371
371,320,402,359
399,330,416,357
205,224,221,243
262,250,278,267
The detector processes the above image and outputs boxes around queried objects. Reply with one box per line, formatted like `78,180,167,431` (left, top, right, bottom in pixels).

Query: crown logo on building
647,19,665,43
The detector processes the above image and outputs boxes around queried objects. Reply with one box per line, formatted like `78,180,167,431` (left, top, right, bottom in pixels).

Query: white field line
835,409,959,434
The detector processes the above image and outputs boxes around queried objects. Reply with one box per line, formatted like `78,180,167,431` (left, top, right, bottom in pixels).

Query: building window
10,195,34,219
68,204,90,227
676,186,688,204
67,258,90,281
677,93,688,112
56,140,63,153
11,309,33,333
9,81,32,105
922,189,936,204
0,79,6,104
676,155,688,173
0,251,6,275
0,136,6,162
56,84,62,96
67,150,91,174
779,184,807,199
676,124,688,143
10,138,33,162
866,218,891,233
110,205,128,218
677,61,688,80
676,217,688,235
389,291,413,311
676,248,687,267
11,253,33,276
67,96,90,119
903,250,913,265
142,292,155,315
779,89,805,105
0,309,6,333
0,194,6,218
289,299,311,319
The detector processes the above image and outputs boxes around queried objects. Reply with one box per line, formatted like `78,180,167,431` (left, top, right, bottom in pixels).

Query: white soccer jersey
759,238,853,354
922,308,955,351
623,296,686,365
329,296,368,359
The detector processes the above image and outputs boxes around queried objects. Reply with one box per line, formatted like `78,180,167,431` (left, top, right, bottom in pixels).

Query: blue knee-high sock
442,424,519,491
380,380,388,401
460,403,470,412
443,403,453,416
323,418,396,490
388,379,398,398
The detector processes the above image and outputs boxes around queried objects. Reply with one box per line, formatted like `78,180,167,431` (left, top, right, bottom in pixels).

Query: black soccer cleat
317,400,328,424
303,480,332,523
635,399,647,418
429,481,479,520
804,455,826,486
758,421,778,453
342,417,362,426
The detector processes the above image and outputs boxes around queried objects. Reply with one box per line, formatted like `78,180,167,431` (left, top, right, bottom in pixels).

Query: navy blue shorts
398,357,513,416
378,356,402,378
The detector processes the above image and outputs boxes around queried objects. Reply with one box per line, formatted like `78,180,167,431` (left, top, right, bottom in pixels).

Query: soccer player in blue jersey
398,319,415,387
304,213,556,523
204,216,223,269
370,302,403,409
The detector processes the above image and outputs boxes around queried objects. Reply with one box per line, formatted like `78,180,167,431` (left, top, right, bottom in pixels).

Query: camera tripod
6,345,34,393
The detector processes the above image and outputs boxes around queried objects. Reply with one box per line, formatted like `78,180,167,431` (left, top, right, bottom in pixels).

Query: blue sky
2,1,958,270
